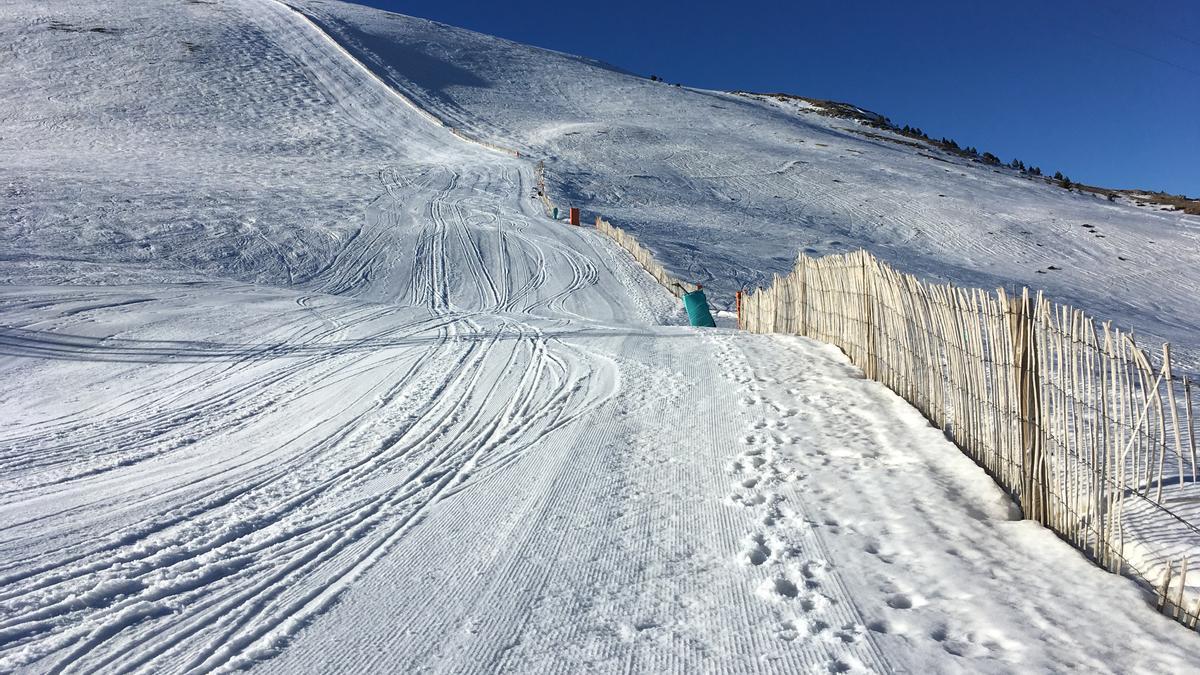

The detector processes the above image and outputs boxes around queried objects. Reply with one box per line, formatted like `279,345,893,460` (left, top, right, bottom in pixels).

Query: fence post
862,251,876,380
801,253,811,333
735,290,743,330
1009,289,1048,522
775,275,784,333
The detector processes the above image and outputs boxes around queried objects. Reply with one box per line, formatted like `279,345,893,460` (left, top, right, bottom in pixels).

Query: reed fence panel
743,250,1200,629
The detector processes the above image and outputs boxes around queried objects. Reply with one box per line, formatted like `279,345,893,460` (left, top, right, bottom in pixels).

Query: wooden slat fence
595,217,699,298
742,249,1200,630
448,127,521,157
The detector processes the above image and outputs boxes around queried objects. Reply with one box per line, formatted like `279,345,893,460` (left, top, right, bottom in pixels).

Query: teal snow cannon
680,285,716,328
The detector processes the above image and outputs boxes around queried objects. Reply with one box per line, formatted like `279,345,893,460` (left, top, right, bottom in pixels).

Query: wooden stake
1174,557,1188,621
1158,560,1174,612
1163,344,1187,492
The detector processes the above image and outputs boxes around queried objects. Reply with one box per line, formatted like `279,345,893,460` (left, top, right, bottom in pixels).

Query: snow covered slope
1,1,1197,672
294,0,1200,371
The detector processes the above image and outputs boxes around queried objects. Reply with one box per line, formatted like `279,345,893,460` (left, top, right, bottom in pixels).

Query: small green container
682,289,716,328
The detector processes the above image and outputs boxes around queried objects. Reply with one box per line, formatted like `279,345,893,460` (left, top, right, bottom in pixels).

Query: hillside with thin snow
1,1,1197,673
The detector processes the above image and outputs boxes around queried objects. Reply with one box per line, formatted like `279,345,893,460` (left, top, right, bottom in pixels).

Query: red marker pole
569,207,580,226
735,290,743,329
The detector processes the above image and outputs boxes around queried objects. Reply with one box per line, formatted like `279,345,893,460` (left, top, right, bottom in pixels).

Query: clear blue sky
353,0,1199,196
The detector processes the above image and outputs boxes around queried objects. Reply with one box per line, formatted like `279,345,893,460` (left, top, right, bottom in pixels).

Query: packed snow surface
0,0,1196,672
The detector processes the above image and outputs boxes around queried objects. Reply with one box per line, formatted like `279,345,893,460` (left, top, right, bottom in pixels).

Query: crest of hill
736,91,1199,215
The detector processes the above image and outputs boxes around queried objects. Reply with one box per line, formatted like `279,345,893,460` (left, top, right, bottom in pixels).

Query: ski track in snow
1,0,1197,673
0,1,644,670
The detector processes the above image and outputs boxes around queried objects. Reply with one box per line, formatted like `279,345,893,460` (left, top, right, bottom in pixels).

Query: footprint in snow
827,658,853,673
867,619,890,634
730,491,767,508
834,622,865,644
864,540,896,564
742,533,771,566
775,620,800,642
762,577,800,599
800,559,829,584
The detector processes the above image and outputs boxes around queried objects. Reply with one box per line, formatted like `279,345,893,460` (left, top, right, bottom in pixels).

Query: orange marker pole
569,207,580,226
735,290,743,330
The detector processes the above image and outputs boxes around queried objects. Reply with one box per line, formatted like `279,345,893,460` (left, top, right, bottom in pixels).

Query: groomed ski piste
1,1,1197,673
